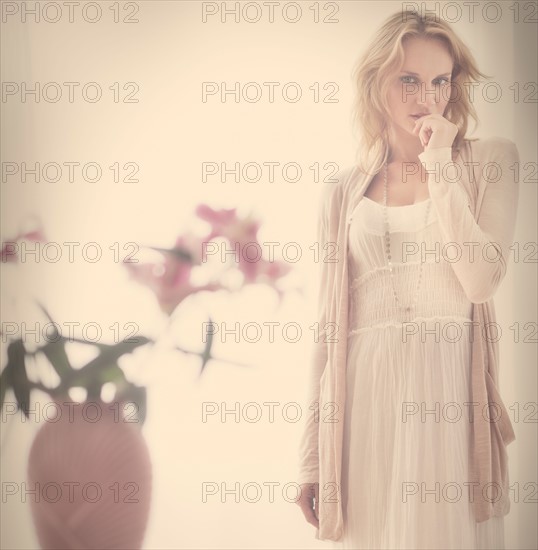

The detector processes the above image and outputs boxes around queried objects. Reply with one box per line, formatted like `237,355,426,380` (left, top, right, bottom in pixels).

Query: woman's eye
400,76,451,86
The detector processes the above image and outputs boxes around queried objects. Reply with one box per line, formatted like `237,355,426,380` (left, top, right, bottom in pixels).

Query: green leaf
78,338,151,372
53,337,151,390
149,245,192,262
40,337,74,379
199,316,214,376
4,340,30,418
99,364,127,384
0,356,13,411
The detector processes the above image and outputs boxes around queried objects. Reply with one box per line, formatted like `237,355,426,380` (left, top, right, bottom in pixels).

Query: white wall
1,1,536,549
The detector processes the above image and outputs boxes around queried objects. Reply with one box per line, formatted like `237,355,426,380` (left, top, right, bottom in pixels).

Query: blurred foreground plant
0,205,294,425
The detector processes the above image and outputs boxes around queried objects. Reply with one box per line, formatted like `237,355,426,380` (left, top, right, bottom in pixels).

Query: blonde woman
296,9,518,550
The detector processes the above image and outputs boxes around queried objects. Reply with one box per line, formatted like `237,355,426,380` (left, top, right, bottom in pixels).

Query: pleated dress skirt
333,197,505,549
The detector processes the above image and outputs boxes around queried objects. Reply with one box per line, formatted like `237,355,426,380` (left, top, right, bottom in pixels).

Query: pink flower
172,233,207,266
240,256,292,304
126,205,293,313
196,204,260,243
1,228,47,263
195,204,290,285
125,252,221,316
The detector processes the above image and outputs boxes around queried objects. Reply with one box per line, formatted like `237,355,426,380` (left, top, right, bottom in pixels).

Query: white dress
335,196,505,549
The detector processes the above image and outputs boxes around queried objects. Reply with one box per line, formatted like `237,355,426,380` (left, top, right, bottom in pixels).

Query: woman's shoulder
319,164,360,203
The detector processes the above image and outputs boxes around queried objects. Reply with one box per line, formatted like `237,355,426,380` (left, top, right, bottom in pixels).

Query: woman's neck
387,127,426,163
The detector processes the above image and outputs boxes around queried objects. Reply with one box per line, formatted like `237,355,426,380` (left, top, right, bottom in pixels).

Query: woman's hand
412,113,458,151
296,482,319,529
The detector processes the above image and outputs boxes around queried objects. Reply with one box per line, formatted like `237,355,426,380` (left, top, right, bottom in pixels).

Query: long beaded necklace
382,160,432,321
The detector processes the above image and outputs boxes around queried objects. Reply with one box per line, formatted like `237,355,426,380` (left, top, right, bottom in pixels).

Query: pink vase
27,398,152,549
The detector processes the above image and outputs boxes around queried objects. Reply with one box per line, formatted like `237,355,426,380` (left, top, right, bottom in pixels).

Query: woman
296,9,519,550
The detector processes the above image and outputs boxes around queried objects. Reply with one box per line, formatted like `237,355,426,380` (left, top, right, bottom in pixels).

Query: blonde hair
351,9,490,174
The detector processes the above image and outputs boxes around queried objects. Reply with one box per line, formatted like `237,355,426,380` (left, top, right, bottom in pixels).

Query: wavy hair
351,9,490,174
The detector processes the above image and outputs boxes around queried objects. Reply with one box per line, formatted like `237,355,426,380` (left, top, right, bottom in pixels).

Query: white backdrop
1,1,536,549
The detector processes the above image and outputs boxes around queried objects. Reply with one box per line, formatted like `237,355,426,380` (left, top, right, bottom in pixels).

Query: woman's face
386,36,454,137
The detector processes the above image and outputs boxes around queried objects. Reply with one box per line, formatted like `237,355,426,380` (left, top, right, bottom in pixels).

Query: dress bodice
347,198,473,332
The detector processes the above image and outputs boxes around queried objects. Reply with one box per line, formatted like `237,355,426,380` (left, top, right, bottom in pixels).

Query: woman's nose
416,82,441,105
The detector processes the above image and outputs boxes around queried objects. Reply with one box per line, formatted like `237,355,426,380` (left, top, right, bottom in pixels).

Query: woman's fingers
413,114,458,149
296,483,320,528
302,503,320,528
414,117,433,147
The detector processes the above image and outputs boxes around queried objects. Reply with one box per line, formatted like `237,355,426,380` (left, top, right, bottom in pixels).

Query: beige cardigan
297,137,519,542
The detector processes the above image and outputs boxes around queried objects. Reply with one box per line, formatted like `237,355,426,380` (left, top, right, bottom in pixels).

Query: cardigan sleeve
418,137,520,304
296,174,338,485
